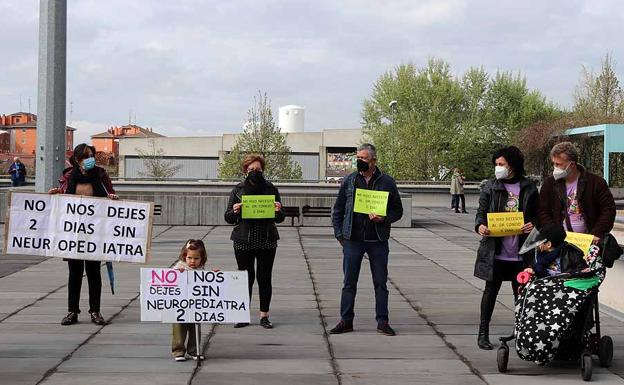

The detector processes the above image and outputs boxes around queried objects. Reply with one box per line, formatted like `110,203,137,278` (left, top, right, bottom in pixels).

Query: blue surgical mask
82,157,96,170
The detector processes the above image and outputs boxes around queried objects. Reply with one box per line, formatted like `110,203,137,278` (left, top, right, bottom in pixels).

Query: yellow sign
241,195,275,219
353,189,389,216
487,212,525,237
565,232,593,254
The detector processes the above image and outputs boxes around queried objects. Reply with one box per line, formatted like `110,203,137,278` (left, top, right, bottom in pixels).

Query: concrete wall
120,136,223,157
0,182,411,228
118,128,364,180
291,154,320,180
124,157,220,179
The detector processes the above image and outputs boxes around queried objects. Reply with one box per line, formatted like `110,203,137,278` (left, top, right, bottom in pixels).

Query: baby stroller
496,230,622,381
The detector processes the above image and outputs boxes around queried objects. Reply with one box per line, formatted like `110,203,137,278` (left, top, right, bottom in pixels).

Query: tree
136,139,182,180
362,59,464,180
574,53,624,120
569,52,624,186
362,59,559,181
218,92,302,180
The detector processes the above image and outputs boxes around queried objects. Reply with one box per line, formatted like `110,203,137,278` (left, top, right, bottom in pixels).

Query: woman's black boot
477,324,493,350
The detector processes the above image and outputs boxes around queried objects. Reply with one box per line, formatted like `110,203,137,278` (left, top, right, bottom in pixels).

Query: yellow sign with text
241,195,276,219
353,189,389,217
487,212,525,237
565,232,593,254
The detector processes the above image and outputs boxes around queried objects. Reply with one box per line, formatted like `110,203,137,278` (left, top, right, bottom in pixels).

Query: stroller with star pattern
496,240,614,381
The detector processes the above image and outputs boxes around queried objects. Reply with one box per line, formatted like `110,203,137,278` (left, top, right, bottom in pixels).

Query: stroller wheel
581,353,593,381
497,345,509,373
599,336,614,367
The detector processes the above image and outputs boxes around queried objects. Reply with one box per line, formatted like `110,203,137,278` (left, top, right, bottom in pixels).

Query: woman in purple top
474,146,539,350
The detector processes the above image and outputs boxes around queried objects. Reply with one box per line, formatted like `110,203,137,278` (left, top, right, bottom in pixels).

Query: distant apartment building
91,124,164,162
0,112,75,170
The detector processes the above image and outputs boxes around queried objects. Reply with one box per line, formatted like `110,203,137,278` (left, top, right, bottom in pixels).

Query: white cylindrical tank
279,105,305,133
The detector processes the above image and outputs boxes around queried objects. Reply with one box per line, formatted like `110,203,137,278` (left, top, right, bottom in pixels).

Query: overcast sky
1,0,624,145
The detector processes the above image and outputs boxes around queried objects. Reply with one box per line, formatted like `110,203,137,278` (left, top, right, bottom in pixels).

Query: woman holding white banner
49,143,118,326
224,154,285,329
473,146,539,350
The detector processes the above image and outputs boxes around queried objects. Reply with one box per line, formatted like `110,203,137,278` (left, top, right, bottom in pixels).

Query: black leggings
67,259,102,314
234,248,276,313
479,260,523,330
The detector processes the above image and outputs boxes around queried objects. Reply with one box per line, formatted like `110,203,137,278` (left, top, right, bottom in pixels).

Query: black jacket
530,242,587,277
224,181,285,244
474,177,539,281
332,168,403,241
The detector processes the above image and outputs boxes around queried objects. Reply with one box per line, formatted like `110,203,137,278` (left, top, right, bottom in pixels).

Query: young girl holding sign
172,239,208,361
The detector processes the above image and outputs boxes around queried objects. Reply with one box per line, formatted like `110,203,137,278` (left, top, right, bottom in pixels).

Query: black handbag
601,233,623,268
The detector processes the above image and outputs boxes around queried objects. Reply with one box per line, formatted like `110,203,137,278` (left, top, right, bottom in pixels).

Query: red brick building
91,124,164,162
0,112,75,171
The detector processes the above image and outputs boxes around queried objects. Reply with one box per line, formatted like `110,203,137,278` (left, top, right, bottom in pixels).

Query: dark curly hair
491,146,526,177
70,143,97,168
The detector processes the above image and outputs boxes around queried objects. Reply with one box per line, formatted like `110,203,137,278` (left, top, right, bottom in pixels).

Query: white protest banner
4,192,153,263
140,268,250,324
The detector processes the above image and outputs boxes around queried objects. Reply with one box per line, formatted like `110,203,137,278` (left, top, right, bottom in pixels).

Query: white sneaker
174,356,186,362
191,355,205,361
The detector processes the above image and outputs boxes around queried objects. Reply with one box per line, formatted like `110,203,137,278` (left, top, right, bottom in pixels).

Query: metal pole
36,0,67,192
392,108,395,175
389,101,398,177
195,323,202,363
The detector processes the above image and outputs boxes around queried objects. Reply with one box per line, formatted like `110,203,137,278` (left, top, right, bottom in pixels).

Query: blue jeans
340,239,389,324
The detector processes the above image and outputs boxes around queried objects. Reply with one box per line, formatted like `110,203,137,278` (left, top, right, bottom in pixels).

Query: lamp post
388,100,398,176
36,0,67,192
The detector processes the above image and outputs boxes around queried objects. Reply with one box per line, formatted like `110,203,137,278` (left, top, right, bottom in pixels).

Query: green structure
565,124,624,185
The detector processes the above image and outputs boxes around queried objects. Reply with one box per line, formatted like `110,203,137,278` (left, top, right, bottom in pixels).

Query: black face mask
246,170,265,184
357,159,370,173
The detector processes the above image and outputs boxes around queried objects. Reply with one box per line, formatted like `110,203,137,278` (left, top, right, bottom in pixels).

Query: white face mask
553,162,572,180
495,165,509,180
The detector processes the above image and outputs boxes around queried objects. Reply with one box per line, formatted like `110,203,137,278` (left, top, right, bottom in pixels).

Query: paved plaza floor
1,208,624,384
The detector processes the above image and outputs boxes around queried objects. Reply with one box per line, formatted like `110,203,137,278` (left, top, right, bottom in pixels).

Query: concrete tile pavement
0,211,623,384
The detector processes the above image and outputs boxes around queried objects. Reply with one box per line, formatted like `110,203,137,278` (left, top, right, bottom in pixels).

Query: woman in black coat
474,146,539,350
224,154,285,329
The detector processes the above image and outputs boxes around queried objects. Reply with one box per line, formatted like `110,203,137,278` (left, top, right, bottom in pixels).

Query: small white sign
140,268,250,324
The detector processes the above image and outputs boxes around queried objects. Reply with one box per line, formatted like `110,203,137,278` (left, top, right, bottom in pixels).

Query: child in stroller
497,224,616,381
524,223,587,278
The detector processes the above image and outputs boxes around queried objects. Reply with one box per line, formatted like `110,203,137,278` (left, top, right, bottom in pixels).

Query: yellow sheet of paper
487,212,525,237
353,189,389,216
241,195,275,219
565,232,593,254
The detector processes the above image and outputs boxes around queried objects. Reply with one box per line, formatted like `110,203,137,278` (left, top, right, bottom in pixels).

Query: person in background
450,168,467,213
8,156,26,187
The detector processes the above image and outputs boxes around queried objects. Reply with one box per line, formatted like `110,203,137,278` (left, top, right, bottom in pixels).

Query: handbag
601,233,623,268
